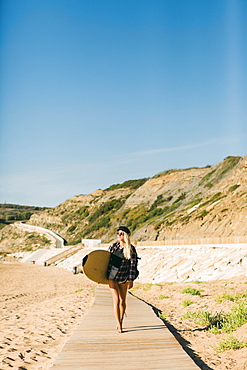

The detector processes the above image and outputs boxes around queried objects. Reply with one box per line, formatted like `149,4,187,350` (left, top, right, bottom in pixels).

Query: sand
1,262,247,370
132,279,247,370
0,262,96,370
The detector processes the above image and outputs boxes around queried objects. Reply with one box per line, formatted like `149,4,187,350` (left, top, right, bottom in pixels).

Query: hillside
0,204,48,229
25,155,247,245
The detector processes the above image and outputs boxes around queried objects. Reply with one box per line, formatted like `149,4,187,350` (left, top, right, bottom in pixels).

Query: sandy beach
0,262,96,370
1,262,247,370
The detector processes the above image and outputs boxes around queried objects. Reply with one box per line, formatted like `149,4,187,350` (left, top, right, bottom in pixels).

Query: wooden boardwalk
51,287,199,369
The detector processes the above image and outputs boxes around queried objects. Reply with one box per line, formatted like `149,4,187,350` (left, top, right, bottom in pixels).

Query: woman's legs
118,282,128,324
109,279,128,332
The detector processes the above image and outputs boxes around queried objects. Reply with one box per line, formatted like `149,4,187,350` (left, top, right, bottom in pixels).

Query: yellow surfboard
82,249,111,284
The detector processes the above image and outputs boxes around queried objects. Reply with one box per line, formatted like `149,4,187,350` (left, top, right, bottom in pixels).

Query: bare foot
116,325,122,333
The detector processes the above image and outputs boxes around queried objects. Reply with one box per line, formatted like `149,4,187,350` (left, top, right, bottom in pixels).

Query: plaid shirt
107,242,139,282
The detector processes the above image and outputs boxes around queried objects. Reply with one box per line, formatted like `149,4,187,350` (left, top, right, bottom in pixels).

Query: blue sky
0,0,246,207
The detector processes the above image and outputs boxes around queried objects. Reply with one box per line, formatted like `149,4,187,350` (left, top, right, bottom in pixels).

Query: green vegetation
105,178,149,191
183,300,247,334
73,289,84,293
215,292,247,303
153,169,178,178
4,155,241,244
215,336,247,353
0,203,48,226
195,210,209,220
198,156,241,189
158,294,169,299
81,198,125,236
153,166,203,179
122,205,149,231
121,193,184,231
174,192,186,202
198,169,217,186
158,312,167,320
143,283,153,291
68,225,76,232
185,198,202,208
182,300,193,307
182,287,203,295
183,310,224,328
130,284,142,290
149,194,173,211
70,239,81,245
75,206,89,218
82,215,111,236
198,192,227,209
88,199,124,222
229,184,240,192
218,156,241,180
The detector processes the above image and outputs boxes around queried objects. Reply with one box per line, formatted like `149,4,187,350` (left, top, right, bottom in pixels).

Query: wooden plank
51,287,199,369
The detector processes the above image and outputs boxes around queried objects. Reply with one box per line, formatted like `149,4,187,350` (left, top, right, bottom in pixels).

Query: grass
229,184,240,192
158,294,169,300
181,287,203,296
215,336,247,353
193,280,204,284
143,283,153,291
182,300,193,307
215,292,247,303
183,310,224,327
73,289,84,293
183,300,247,334
131,284,142,290
158,312,167,320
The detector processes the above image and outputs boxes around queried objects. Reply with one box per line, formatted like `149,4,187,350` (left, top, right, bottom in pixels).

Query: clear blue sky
0,0,246,207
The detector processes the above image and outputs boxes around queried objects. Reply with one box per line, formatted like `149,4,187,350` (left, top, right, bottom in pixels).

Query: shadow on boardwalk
130,293,214,370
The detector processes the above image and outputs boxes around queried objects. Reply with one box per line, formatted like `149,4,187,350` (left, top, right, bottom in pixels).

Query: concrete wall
136,243,247,283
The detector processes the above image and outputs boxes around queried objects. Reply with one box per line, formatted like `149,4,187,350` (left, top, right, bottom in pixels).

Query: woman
107,226,139,333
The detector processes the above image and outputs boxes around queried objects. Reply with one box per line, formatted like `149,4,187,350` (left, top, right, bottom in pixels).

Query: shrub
215,293,245,303
183,301,247,334
182,287,203,296
70,239,81,245
158,312,167,320
195,210,209,220
218,156,241,180
183,310,225,328
186,199,202,208
105,178,149,191
229,184,240,192
174,192,186,203
182,300,193,307
76,206,89,218
88,199,124,222
158,294,169,300
215,336,247,353
68,225,76,232
221,301,247,333
198,169,217,186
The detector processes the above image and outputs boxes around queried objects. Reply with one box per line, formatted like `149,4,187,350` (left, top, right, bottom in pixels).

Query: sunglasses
117,232,124,236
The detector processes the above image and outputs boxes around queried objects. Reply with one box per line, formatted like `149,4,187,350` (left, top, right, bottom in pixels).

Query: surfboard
82,249,111,284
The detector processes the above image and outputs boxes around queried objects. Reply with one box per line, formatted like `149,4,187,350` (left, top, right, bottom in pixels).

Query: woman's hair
122,232,132,259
